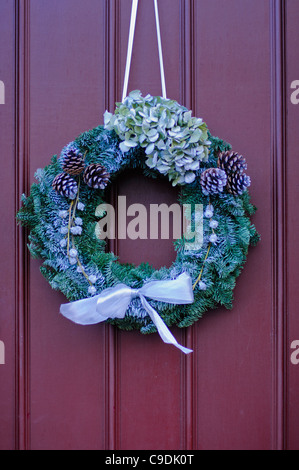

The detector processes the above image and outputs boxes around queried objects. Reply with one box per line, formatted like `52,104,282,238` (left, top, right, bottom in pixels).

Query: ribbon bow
60,273,194,354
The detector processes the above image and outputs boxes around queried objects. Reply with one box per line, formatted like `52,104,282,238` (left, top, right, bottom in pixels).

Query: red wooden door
1,0,299,450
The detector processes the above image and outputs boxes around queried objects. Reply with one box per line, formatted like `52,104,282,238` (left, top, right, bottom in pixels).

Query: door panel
1,0,298,450
27,0,108,450
192,0,273,450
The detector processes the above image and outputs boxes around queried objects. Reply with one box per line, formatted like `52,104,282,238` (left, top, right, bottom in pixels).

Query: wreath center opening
101,169,181,270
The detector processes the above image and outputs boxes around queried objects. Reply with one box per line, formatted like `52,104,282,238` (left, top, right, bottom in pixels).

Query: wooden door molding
103,0,120,450
180,0,197,449
270,0,288,450
14,0,31,450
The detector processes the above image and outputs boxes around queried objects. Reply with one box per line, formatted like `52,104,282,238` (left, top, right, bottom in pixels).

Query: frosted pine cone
83,164,110,189
200,168,227,196
61,145,85,176
218,151,247,175
227,173,251,195
52,173,78,199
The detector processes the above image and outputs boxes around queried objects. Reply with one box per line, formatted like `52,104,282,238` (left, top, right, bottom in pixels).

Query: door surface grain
0,0,298,450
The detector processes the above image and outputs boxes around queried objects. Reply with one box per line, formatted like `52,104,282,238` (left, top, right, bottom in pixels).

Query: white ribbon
60,273,193,354
122,0,167,102
153,0,167,99
122,0,139,103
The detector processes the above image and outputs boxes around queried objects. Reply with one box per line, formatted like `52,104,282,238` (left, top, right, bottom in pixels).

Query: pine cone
52,173,78,199
227,173,251,196
218,151,247,175
61,148,85,176
200,168,227,196
83,164,110,189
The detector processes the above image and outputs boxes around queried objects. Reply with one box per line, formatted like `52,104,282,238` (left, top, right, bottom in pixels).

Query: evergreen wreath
17,91,260,334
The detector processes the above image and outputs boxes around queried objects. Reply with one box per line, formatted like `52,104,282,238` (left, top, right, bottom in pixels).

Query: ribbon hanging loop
122,0,167,102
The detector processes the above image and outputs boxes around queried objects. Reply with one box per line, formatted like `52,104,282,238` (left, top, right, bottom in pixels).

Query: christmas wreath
17,91,259,353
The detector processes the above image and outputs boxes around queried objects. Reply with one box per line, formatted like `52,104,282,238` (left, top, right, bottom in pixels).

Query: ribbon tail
60,295,103,325
139,295,193,355
60,284,134,325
